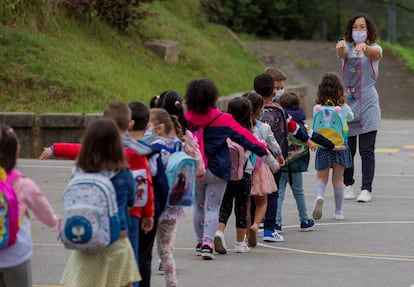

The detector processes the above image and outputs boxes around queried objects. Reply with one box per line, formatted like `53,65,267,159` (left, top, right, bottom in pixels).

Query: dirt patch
243,40,414,120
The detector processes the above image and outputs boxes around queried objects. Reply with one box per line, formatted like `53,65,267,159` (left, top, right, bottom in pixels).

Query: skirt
251,165,277,196
60,237,141,287
314,146,352,171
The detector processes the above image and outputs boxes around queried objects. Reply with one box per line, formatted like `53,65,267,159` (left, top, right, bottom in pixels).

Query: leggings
0,259,32,287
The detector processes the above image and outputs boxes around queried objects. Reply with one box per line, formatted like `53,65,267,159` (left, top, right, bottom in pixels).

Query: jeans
276,172,308,225
344,131,377,192
128,216,140,287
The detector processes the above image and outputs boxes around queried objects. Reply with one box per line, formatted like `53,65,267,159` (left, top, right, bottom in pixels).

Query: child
214,97,265,254
243,92,283,247
39,102,153,286
184,78,280,260
264,67,287,103
276,91,317,232
149,90,205,275
311,72,354,221
146,108,187,287
60,118,140,287
254,73,316,242
0,125,59,287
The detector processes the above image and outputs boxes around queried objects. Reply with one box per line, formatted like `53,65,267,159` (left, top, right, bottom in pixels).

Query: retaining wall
0,85,306,158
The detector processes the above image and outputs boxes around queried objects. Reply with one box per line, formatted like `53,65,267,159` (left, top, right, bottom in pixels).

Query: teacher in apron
336,13,382,203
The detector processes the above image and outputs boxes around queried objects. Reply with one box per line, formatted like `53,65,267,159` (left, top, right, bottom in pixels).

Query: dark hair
264,67,287,81
77,118,128,172
315,72,345,106
242,91,263,116
0,125,19,172
254,73,274,98
150,90,188,130
227,97,252,131
103,101,131,131
344,13,378,44
128,101,150,131
185,78,218,114
279,91,301,109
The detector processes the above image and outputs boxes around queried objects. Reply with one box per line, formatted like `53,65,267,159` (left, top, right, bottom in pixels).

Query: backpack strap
205,113,222,128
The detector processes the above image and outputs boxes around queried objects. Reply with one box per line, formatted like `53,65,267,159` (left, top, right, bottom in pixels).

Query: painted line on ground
258,221,414,262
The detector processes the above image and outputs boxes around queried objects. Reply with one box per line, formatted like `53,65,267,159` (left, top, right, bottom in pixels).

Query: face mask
273,89,284,102
352,31,367,44
143,127,153,138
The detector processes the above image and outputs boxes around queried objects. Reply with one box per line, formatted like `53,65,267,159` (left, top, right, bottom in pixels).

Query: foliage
0,0,264,113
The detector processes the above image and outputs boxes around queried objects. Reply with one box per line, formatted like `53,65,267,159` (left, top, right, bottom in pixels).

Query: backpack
226,138,246,181
131,169,150,207
165,147,196,207
283,122,310,173
312,105,347,147
261,103,289,158
0,169,19,250
60,171,121,250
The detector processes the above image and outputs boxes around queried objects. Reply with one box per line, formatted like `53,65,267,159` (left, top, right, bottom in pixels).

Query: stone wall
0,85,306,158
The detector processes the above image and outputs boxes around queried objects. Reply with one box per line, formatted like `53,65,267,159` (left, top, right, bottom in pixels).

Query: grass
381,41,414,73
0,0,264,113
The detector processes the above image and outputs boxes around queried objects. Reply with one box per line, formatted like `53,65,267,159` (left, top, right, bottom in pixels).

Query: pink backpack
226,138,246,181
0,169,20,249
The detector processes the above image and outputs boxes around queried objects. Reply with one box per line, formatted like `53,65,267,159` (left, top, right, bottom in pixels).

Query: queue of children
1,66,356,287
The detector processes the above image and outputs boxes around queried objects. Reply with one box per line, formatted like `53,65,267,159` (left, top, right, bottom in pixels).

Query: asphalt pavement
20,119,414,287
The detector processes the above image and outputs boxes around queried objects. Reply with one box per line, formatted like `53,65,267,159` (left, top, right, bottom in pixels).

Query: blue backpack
152,142,196,207
312,105,348,147
60,171,120,250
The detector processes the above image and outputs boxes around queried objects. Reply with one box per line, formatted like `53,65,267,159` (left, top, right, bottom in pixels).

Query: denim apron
341,44,381,136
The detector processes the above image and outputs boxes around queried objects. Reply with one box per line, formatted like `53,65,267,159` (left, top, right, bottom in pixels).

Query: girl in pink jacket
0,125,59,287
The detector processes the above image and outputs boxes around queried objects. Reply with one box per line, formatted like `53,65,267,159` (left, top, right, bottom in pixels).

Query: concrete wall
0,85,306,158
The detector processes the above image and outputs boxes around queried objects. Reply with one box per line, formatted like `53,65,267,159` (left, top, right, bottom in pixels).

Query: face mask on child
352,31,367,44
273,89,285,103
143,127,153,138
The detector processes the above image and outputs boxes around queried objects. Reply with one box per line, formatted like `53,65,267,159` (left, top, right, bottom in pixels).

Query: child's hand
333,145,346,151
141,217,154,234
304,139,317,152
276,154,285,167
39,147,53,160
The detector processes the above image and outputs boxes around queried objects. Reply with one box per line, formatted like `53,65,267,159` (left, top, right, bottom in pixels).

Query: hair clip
174,100,180,106
6,127,13,135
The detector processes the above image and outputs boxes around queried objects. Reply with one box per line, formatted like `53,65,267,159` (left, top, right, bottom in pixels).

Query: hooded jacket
185,107,277,181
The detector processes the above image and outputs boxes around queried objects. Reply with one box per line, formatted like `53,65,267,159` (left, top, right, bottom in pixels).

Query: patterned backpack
60,171,120,250
0,168,19,250
261,103,289,158
312,104,347,147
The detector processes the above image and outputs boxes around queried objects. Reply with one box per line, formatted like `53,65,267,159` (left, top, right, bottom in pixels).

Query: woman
336,13,382,203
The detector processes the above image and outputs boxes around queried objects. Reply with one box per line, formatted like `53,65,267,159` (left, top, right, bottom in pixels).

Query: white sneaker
357,189,372,202
312,196,324,220
234,241,250,253
343,185,356,200
214,230,227,254
334,211,345,221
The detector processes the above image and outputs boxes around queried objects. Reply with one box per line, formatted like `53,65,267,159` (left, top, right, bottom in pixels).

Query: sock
334,187,344,213
315,181,326,198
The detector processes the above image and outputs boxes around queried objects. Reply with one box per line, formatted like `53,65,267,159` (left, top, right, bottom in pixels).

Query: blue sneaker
300,219,315,232
263,229,284,242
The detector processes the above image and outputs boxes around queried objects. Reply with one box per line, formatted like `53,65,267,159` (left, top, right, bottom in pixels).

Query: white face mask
352,31,367,44
143,127,153,138
273,89,285,102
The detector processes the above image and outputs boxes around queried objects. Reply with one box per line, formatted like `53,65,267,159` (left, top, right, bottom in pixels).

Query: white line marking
259,221,414,262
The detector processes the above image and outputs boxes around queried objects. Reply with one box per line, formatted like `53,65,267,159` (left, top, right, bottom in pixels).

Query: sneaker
201,243,214,260
357,189,372,202
195,243,202,256
259,222,264,229
300,219,315,231
275,224,282,232
263,229,284,242
344,185,356,200
335,211,345,221
214,230,227,254
234,241,250,253
312,196,324,220
158,261,164,275
248,226,257,247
